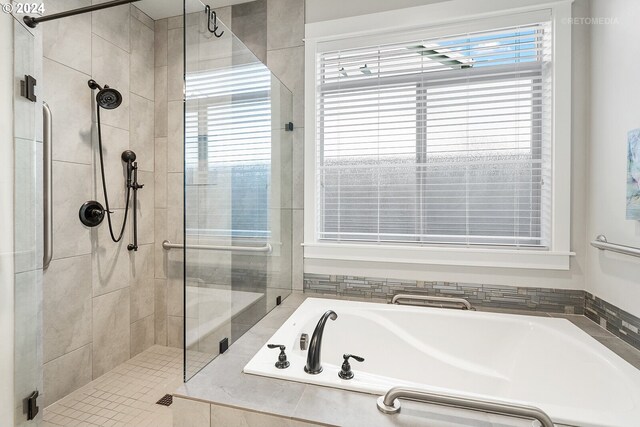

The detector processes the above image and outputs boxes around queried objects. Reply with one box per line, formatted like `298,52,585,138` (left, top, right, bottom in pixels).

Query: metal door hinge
27,390,39,420
21,75,37,102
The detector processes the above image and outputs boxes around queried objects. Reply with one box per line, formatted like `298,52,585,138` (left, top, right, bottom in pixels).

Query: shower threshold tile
42,345,196,427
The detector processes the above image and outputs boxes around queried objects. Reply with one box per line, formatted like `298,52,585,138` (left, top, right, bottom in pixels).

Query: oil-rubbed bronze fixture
84,79,143,251
267,344,290,369
305,310,338,374
24,0,141,28
79,201,105,228
205,5,224,38
338,354,365,380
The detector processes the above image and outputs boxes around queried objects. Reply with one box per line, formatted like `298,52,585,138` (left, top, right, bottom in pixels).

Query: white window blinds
316,22,553,248
185,63,272,238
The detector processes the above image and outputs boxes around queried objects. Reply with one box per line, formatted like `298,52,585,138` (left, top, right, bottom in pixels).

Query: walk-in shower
8,0,294,423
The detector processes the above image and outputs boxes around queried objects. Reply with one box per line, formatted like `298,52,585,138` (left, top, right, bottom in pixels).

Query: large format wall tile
93,288,131,378
130,244,154,322
267,0,304,51
14,270,43,419
43,255,92,363
166,173,184,243
167,101,184,173
13,24,36,142
91,209,130,297
292,209,303,290
154,19,168,68
167,28,183,101
292,127,304,209
52,161,92,259
167,315,184,348
91,124,130,209
232,0,267,63
91,0,130,53
130,16,155,100
43,59,93,165
43,0,92,75
154,67,168,138
154,208,168,279
130,94,154,172
155,137,168,208
42,4,160,407
14,138,39,273
130,314,154,356
154,279,168,345
267,46,304,128
166,275,184,318
136,171,155,245
91,34,130,130
43,344,92,407
130,5,154,30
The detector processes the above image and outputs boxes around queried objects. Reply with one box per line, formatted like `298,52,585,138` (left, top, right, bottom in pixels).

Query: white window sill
303,242,574,271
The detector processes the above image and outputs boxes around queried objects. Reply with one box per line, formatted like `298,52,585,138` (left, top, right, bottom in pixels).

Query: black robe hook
205,5,224,38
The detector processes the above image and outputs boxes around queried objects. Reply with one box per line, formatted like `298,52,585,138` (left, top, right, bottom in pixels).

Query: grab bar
590,235,640,258
162,240,272,253
392,294,473,310
377,387,554,427
43,102,53,269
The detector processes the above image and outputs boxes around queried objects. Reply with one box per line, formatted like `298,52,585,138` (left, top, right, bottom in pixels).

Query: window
185,63,272,239
315,22,553,248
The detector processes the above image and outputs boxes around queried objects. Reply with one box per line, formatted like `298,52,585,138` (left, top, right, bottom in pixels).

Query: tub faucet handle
339,354,365,380
267,344,290,369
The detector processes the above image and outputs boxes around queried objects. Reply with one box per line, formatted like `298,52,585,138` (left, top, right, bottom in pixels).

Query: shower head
88,79,122,110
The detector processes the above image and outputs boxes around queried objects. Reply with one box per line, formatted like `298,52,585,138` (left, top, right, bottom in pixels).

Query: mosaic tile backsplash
303,274,640,352
303,274,585,314
585,292,640,351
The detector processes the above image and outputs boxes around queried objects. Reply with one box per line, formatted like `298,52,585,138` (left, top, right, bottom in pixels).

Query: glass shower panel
13,17,43,426
184,1,293,380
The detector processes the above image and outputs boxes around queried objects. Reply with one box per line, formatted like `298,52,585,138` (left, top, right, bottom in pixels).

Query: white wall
586,0,640,317
305,0,449,23
0,11,15,427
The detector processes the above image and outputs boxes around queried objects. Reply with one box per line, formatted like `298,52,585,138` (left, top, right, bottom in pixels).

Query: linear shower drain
156,394,173,406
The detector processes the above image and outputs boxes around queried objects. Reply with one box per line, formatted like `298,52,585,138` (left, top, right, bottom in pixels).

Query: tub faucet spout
304,310,337,374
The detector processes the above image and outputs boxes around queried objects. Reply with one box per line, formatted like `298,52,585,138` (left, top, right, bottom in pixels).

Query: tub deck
173,292,640,427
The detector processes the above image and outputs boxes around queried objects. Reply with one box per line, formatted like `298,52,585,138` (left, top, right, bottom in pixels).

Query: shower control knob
339,354,365,380
79,201,105,227
267,344,290,369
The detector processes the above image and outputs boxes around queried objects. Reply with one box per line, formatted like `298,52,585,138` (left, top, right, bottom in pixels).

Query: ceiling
135,0,254,20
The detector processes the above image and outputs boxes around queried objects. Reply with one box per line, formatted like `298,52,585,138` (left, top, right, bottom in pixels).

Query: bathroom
1,0,639,425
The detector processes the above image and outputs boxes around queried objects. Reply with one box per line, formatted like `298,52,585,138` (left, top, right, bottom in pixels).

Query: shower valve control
339,354,365,380
267,344,290,369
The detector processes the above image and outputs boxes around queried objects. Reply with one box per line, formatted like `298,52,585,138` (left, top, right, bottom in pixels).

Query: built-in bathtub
244,298,640,427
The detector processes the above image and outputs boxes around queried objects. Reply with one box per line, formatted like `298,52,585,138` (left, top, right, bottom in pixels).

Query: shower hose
96,106,131,243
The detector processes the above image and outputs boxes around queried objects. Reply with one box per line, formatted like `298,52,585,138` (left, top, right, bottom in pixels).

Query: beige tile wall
42,2,156,406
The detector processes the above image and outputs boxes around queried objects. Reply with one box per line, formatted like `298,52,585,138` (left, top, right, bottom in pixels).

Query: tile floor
43,345,209,427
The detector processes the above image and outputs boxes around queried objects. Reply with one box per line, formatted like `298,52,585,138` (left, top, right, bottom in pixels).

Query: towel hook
205,5,224,38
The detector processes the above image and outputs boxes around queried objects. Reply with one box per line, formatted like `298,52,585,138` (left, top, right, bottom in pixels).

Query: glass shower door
11,15,43,426
183,1,293,380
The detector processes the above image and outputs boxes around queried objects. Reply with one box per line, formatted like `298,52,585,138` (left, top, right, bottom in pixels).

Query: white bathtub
244,298,640,427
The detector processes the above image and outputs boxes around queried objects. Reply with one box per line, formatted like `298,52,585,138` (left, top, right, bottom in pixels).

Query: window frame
304,0,574,271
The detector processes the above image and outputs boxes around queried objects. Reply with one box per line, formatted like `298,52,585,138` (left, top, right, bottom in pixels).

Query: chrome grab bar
377,387,554,427
162,240,272,253
392,294,473,310
43,102,53,269
590,234,640,258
